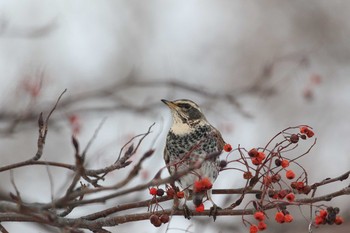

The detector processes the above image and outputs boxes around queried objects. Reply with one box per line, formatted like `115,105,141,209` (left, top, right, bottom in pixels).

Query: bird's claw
182,204,192,220
209,204,221,221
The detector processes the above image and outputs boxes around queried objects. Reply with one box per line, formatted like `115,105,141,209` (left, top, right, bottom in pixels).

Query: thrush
162,99,225,218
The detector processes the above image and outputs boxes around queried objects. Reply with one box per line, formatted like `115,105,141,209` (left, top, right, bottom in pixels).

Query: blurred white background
0,1,349,232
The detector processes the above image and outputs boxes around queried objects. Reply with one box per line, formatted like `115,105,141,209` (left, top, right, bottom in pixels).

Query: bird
162,99,225,219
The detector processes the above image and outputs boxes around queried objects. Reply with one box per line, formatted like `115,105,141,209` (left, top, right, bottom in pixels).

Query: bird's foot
209,204,221,221
182,204,192,220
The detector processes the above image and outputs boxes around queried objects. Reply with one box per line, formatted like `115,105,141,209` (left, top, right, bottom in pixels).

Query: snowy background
0,1,349,232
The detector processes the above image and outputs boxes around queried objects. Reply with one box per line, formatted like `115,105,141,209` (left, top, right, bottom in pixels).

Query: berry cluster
249,211,267,233
149,186,184,199
248,148,266,166
314,207,343,225
145,125,346,232
194,177,213,193
233,126,322,232
193,177,213,212
249,210,295,232
274,211,294,223
149,214,170,227
148,186,185,226
149,187,164,197
299,126,314,138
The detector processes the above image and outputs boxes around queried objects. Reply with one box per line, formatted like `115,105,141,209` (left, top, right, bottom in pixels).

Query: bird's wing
163,146,172,174
211,125,226,152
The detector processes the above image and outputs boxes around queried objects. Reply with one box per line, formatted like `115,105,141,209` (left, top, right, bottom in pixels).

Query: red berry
300,126,314,138
243,171,253,179
314,215,325,225
271,174,281,183
248,148,259,157
335,216,344,225
275,211,285,223
300,126,308,134
254,211,265,221
281,159,290,168
201,177,213,189
285,170,296,180
284,214,293,223
249,225,259,233
166,188,175,198
302,185,311,194
257,152,266,160
278,190,288,199
194,180,204,193
319,209,327,218
258,221,267,231
286,193,295,202
224,143,232,152
296,181,305,190
252,157,263,165
176,191,184,199
149,187,157,196
195,203,205,212
150,214,161,226
159,214,170,223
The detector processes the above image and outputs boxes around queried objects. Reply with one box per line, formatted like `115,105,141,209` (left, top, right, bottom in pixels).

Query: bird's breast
166,124,219,160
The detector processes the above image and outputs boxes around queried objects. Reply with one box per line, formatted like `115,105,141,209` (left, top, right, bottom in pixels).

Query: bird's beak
161,99,178,110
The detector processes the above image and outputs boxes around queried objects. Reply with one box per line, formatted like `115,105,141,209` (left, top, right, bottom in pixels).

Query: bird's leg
208,190,221,221
182,195,192,220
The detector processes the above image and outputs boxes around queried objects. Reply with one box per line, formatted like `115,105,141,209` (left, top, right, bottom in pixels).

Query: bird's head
161,99,207,129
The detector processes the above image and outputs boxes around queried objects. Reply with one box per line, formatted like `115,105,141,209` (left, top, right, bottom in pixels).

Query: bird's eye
178,103,191,110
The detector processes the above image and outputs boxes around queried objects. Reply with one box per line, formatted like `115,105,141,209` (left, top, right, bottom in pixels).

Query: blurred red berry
314,215,325,225
257,152,266,160
224,143,232,152
252,157,263,165
275,212,285,223
319,209,327,218
176,191,184,199
194,180,204,193
195,203,205,212
286,193,295,202
254,211,265,221
248,148,259,157
258,221,267,231
271,174,281,183
278,190,288,199
281,159,290,168
335,216,344,225
284,214,293,223
150,214,161,227
243,171,253,179
201,177,213,189
194,178,212,193
166,188,175,198
310,74,322,85
159,214,170,223
299,126,314,138
296,181,305,190
149,187,157,196
286,170,296,180
249,224,259,233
